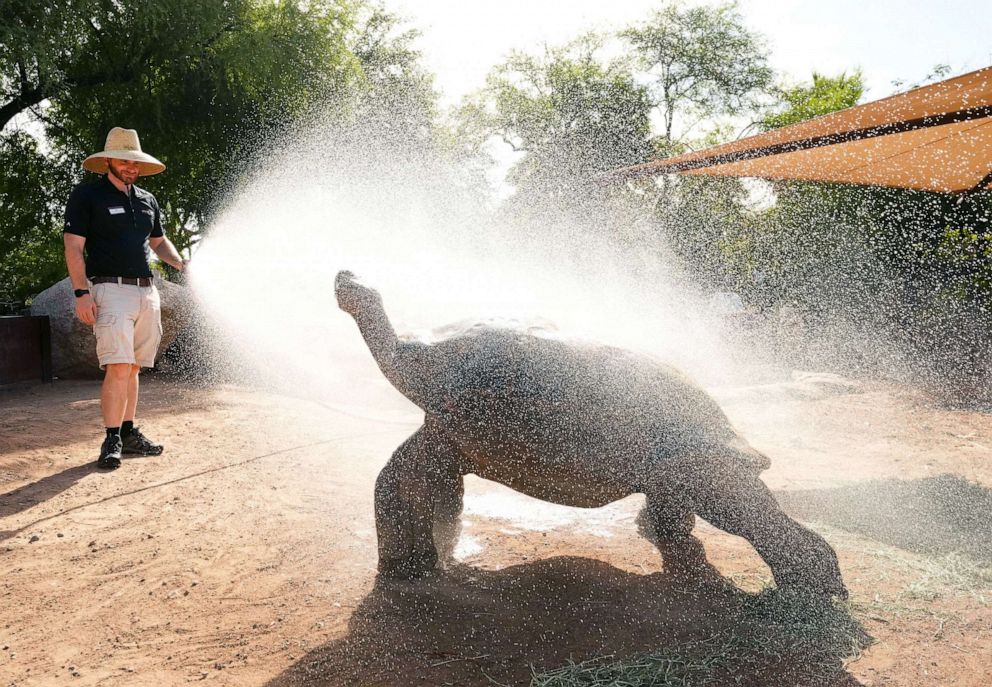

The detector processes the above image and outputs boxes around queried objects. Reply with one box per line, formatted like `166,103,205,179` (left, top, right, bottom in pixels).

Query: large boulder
30,277,190,378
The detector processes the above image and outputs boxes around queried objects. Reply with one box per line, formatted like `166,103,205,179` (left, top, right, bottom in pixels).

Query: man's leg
122,286,164,456
123,364,140,423
101,363,132,428
98,363,131,469
119,365,164,456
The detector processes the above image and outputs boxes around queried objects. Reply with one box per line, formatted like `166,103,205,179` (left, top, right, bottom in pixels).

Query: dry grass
531,591,871,687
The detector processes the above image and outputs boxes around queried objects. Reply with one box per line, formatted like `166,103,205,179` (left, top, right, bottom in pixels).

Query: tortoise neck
352,304,406,389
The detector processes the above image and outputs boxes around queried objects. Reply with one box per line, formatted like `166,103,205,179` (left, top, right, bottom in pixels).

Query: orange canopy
615,66,992,194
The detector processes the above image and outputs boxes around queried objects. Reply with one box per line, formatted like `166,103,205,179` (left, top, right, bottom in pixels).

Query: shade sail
615,66,992,194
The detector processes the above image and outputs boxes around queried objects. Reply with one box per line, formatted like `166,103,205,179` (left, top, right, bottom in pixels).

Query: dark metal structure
0,316,53,385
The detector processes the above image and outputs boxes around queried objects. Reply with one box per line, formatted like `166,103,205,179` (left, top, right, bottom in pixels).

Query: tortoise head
335,270,383,317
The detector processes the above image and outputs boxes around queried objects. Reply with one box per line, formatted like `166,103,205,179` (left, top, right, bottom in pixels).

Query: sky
392,0,992,108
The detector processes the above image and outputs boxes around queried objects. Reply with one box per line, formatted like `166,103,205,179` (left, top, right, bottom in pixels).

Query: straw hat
82,127,166,176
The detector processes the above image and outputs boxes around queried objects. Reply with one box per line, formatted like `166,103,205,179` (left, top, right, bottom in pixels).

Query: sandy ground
1,366,991,686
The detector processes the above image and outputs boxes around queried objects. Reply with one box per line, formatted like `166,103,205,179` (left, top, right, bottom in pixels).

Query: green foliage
1,0,438,303
44,0,363,247
762,71,864,129
0,0,103,128
717,71,872,309
613,2,773,285
664,175,754,290
479,35,653,200
350,4,437,142
737,183,890,313
455,33,655,242
922,226,992,301
723,63,991,393
621,1,772,140
0,132,72,306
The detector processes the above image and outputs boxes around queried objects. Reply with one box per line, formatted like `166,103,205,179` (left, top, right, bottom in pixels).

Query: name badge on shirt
108,206,125,215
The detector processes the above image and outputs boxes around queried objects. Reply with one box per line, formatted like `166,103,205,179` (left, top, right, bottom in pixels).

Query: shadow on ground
0,375,219,456
266,556,867,687
0,460,126,540
777,474,992,564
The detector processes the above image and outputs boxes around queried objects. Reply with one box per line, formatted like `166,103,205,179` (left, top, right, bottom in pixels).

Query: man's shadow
0,463,102,540
266,556,868,687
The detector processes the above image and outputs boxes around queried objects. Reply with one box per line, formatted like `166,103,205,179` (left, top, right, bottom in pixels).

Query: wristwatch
74,289,90,298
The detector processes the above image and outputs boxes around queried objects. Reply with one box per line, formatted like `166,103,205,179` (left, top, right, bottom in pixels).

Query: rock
29,277,190,379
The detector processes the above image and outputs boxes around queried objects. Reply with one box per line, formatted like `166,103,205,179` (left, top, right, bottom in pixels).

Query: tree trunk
0,87,47,131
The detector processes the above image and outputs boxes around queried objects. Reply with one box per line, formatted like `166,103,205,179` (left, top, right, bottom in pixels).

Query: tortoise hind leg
640,483,721,581
374,422,464,579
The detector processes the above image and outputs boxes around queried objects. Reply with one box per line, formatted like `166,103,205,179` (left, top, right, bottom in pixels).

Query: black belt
90,276,153,287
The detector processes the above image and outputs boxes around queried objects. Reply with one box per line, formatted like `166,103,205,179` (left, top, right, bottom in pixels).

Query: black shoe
97,435,123,469
121,426,164,456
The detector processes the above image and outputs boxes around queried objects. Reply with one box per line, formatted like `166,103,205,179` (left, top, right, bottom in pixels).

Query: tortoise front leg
684,459,847,598
374,423,464,579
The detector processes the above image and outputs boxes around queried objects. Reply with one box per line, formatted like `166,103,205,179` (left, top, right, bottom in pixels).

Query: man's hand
149,236,186,273
75,292,97,325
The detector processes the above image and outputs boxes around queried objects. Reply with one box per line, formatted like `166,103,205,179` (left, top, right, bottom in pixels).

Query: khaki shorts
90,280,162,369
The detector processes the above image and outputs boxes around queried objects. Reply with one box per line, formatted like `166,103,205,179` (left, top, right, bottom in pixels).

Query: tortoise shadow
265,556,867,687
776,474,992,564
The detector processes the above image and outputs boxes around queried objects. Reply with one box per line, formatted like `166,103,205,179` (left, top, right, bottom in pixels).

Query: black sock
106,427,121,439
121,420,134,437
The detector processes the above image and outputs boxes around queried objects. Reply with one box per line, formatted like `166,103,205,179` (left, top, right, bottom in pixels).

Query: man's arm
148,236,186,271
64,233,97,325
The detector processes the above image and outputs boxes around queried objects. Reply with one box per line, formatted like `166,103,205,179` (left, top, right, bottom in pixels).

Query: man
63,127,186,470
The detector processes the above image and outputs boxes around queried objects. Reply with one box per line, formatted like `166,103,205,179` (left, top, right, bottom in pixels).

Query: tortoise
335,270,846,598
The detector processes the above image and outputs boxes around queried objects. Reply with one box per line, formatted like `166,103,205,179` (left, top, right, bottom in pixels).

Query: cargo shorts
90,280,162,370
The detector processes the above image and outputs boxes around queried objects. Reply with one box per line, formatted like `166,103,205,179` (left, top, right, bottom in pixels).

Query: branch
736,119,762,140
26,103,72,140
18,60,30,90
499,133,526,153
199,23,237,51
0,62,47,130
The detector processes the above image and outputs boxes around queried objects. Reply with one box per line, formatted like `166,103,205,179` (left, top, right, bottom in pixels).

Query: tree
1,1,441,303
42,0,363,254
736,70,991,396
730,72,868,309
0,1,277,131
1,0,98,129
467,35,653,216
762,71,864,130
0,132,72,307
621,1,772,144
348,4,438,151
613,2,773,285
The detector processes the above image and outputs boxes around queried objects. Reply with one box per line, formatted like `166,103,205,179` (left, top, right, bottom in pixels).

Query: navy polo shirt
63,175,165,278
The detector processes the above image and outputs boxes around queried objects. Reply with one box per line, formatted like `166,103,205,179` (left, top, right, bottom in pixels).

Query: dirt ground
1,366,991,686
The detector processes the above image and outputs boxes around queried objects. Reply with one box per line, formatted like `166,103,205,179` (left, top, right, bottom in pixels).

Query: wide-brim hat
82,127,166,176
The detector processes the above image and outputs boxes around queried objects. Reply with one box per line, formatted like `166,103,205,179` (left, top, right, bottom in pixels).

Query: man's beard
109,164,138,185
